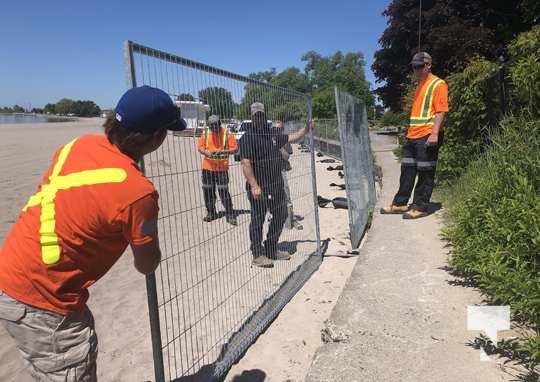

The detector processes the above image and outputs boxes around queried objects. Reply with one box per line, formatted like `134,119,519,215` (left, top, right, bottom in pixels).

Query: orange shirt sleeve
432,81,449,113
119,192,159,246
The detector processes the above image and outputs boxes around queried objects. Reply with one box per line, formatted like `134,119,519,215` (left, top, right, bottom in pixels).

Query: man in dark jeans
381,52,449,219
198,115,238,225
240,103,312,268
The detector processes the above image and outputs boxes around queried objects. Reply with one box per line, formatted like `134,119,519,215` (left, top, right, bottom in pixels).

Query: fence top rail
127,40,308,99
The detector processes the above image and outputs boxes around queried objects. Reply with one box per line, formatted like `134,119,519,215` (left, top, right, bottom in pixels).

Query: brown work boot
252,255,274,268
268,250,291,261
402,209,428,219
380,205,409,214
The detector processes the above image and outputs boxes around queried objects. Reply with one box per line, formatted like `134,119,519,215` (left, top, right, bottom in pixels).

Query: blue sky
0,0,391,109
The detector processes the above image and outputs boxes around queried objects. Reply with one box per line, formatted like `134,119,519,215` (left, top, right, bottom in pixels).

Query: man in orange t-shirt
0,86,186,381
381,52,449,219
198,115,238,225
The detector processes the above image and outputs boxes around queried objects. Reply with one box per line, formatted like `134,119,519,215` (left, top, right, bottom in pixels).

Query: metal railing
312,118,342,159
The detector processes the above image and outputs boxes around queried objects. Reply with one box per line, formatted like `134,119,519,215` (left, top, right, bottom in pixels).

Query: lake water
0,114,73,124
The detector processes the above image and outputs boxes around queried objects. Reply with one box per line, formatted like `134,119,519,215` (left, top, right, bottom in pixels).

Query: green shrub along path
440,26,540,370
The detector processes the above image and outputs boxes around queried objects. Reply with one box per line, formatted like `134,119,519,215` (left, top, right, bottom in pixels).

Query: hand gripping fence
124,41,322,381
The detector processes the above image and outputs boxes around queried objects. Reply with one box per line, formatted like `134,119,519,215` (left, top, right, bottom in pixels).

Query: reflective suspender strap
422,79,443,118
223,128,229,151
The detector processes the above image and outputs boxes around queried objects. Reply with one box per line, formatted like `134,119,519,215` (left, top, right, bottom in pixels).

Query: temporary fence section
124,41,322,381
312,119,342,159
334,87,376,249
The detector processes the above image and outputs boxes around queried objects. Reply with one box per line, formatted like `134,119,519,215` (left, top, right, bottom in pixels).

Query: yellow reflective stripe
39,184,60,264
417,77,441,119
51,169,127,189
22,191,44,212
38,140,78,264
410,116,434,123
427,80,443,115
223,128,229,150
51,138,78,178
204,129,209,150
409,123,435,128
424,79,442,117
22,138,78,212
21,136,129,265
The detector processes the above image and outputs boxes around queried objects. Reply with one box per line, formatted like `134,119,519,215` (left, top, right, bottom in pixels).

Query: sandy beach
0,118,350,381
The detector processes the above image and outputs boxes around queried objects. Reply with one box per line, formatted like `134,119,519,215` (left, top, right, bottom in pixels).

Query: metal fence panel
123,41,321,381
312,119,342,160
334,87,376,249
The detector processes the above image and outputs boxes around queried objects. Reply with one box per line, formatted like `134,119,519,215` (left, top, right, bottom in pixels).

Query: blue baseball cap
114,86,187,134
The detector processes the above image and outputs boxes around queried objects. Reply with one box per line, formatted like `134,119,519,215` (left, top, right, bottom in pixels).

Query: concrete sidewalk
305,133,517,382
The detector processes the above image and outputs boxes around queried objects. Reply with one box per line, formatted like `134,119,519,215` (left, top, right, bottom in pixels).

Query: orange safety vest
408,74,446,139
204,127,230,161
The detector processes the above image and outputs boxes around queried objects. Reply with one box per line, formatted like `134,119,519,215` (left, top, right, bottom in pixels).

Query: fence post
123,40,166,382
499,59,507,115
308,96,322,256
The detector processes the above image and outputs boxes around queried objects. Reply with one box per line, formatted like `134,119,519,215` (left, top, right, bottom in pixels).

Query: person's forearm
280,147,290,160
288,124,310,143
241,160,259,188
431,112,446,135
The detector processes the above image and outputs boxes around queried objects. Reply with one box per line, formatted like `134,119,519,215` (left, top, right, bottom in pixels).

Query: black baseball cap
115,86,187,134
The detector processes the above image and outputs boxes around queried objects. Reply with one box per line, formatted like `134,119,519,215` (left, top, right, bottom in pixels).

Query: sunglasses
412,63,426,70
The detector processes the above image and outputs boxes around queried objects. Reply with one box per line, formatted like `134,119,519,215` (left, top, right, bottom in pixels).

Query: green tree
373,0,538,111
55,98,75,115
12,105,25,113
177,93,195,101
302,50,374,118
71,100,100,117
198,87,235,118
249,68,277,83
243,50,373,120
44,103,56,114
312,87,336,119
272,67,311,93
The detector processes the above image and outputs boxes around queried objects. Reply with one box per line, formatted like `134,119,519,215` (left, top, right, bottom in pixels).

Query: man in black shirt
240,102,312,268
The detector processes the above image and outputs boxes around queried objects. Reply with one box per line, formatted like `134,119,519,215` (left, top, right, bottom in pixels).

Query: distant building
101,109,113,118
174,100,209,130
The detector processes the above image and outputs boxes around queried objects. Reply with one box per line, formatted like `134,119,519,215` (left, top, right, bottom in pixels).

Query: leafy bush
507,26,540,119
378,110,406,127
443,116,540,367
437,26,540,184
436,58,499,183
